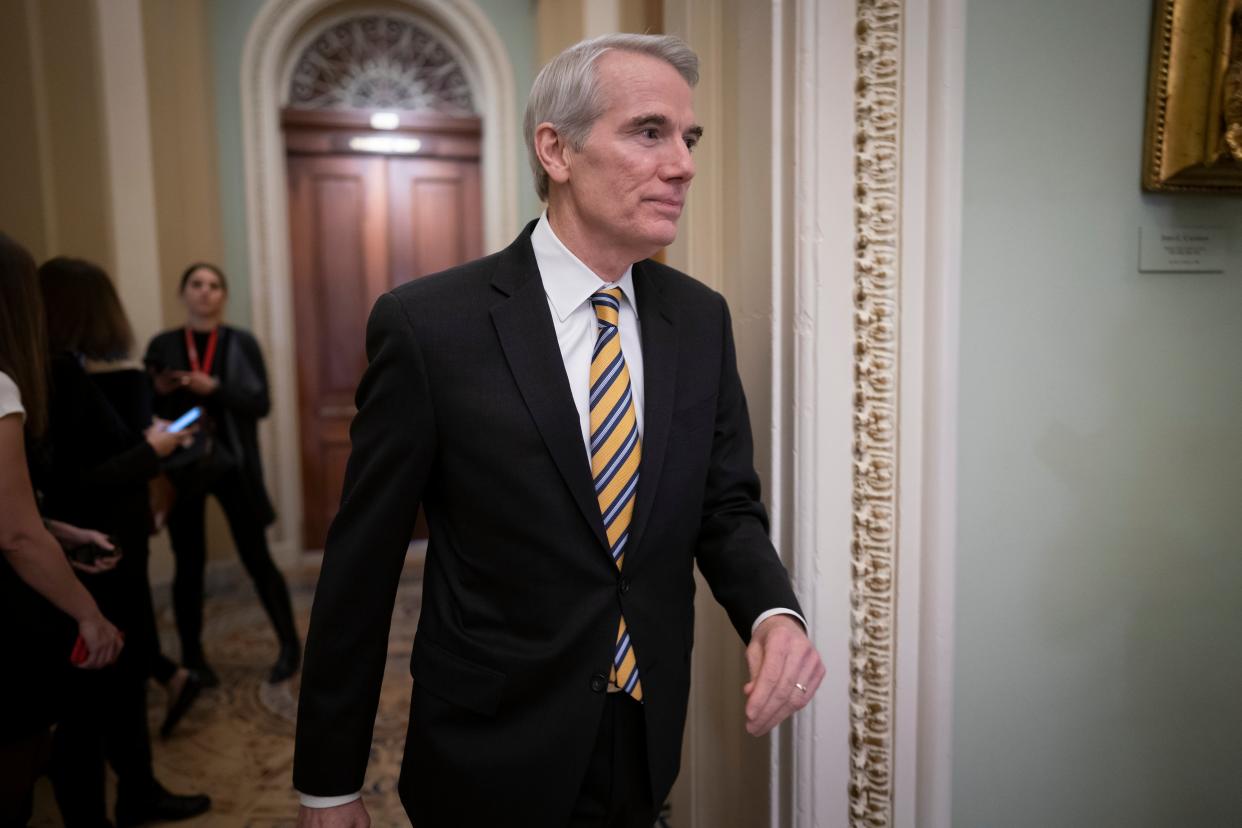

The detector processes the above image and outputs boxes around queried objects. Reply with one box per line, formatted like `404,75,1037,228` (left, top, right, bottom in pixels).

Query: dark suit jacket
293,223,801,825
39,354,160,535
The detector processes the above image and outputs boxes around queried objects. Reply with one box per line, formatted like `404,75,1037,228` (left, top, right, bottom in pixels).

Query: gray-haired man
294,33,823,828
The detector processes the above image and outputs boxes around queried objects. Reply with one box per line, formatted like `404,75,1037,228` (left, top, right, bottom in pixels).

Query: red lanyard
184,327,219,375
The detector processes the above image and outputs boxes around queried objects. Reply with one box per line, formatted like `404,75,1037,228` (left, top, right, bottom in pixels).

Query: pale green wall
954,1,1242,826
206,0,540,328
210,0,257,328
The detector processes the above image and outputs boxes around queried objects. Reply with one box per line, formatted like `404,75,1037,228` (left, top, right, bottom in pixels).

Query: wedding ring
794,682,808,693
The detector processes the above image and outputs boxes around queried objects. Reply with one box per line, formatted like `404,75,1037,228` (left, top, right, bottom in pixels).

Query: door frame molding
670,0,965,824
781,0,965,825
240,0,520,558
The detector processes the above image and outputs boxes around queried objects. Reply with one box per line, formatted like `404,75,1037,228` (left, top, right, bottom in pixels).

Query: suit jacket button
618,577,630,596
590,674,607,693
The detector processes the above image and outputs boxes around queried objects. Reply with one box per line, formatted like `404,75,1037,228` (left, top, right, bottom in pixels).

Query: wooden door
285,114,482,550
287,155,389,549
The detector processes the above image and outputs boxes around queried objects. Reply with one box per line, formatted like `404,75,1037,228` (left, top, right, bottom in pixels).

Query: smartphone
168,406,203,433
67,539,121,566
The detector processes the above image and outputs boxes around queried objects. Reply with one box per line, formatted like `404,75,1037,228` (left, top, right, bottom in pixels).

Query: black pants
166,468,297,666
119,529,178,685
50,665,155,826
0,729,50,828
49,560,158,826
569,693,655,828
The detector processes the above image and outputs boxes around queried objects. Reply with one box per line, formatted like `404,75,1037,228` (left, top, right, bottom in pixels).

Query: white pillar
784,0,858,824
782,0,965,825
95,0,163,347
582,0,620,37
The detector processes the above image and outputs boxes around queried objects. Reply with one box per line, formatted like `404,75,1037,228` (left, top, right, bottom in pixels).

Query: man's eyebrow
627,113,669,129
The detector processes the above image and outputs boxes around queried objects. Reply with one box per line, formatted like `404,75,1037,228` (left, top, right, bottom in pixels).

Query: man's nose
661,139,695,182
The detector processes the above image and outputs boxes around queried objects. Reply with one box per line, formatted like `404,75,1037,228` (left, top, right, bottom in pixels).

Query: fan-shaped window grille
288,16,476,115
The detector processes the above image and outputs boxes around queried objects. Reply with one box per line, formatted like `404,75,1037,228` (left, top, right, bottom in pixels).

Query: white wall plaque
1139,225,1226,273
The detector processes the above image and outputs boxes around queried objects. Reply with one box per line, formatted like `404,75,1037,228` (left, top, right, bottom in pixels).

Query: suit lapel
490,230,609,551
629,260,678,558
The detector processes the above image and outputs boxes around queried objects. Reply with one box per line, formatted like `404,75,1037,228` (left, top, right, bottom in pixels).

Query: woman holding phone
38,257,211,826
0,235,123,826
38,259,206,730
146,263,300,686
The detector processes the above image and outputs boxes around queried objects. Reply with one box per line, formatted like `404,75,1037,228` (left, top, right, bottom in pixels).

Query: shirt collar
531,212,638,323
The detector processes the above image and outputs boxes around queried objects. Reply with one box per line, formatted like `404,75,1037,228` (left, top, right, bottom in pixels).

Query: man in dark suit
294,33,824,828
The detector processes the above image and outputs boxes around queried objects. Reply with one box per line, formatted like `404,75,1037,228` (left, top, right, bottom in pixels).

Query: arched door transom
288,15,476,114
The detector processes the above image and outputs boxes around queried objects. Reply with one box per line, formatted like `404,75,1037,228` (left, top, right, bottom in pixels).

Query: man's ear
534,123,572,187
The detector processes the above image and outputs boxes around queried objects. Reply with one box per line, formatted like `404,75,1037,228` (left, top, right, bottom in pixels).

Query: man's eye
642,128,660,140
684,137,698,151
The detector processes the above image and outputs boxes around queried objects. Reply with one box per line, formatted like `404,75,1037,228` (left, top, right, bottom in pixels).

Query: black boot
181,656,219,688
269,640,301,683
257,575,301,683
160,668,205,739
114,779,210,827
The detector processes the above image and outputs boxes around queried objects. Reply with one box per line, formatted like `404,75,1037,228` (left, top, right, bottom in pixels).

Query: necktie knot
591,288,623,328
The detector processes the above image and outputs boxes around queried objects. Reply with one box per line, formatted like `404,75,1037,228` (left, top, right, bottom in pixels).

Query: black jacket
145,325,275,525
38,354,160,535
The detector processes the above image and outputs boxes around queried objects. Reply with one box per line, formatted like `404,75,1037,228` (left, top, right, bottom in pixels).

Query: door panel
314,176,380,391
387,157,482,284
287,155,388,548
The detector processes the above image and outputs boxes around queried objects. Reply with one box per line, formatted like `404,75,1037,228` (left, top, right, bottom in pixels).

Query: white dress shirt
531,213,645,458
299,215,800,808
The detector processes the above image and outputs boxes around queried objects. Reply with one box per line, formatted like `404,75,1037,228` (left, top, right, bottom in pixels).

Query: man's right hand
296,801,369,828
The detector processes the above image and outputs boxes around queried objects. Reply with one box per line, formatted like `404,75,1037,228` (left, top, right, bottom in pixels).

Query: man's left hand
743,615,824,736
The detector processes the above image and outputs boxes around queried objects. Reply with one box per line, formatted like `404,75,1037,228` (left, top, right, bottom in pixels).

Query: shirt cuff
298,791,362,809
751,608,807,635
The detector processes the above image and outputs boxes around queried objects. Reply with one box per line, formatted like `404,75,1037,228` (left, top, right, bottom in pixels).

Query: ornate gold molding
1142,0,1242,192
850,1,901,825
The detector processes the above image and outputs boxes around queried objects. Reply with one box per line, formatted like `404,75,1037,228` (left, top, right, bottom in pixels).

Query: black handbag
160,411,240,487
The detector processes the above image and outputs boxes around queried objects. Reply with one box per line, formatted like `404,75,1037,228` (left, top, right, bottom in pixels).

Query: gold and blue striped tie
590,287,642,701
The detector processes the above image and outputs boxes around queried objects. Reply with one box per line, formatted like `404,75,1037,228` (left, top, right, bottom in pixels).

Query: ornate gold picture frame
1143,0,1242,192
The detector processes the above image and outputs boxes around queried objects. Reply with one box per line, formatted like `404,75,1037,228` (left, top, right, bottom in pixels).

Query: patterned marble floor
31,556,423,827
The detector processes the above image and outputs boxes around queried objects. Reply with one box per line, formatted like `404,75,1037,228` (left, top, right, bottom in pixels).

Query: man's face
561,51,700,262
